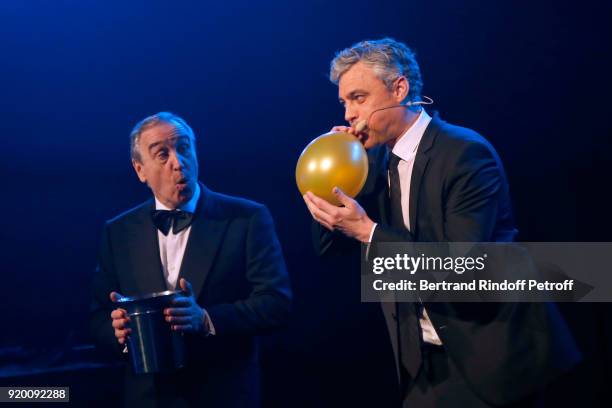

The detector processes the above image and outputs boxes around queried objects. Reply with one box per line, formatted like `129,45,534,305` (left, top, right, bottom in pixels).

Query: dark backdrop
1,0,610,406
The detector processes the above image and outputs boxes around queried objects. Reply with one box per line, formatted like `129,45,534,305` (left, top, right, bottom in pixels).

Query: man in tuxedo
303,38,580,407
90,112,291,407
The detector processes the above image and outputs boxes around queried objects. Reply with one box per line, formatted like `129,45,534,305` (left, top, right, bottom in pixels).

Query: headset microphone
354,95,434,133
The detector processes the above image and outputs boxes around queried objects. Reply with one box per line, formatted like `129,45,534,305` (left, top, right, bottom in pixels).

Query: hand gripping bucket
116,290,185,374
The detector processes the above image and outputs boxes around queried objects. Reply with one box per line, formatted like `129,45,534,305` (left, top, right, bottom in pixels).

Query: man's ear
394,76,410,104
132,159,147,183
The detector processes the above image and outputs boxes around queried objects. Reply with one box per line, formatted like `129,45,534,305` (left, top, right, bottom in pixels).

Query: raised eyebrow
148,136,190,152
147,141,165,152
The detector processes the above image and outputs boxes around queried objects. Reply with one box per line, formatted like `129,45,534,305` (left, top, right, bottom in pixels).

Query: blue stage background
1,0,610,406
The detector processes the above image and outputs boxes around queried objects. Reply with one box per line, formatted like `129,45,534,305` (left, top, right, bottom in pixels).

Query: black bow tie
152,209,194,236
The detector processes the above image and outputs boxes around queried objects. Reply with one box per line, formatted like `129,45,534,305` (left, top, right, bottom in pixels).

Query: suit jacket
314,115,580,406
90,184,291,408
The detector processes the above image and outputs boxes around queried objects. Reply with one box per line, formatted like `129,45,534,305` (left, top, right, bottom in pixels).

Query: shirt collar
391,109,432,161
154,182,200,213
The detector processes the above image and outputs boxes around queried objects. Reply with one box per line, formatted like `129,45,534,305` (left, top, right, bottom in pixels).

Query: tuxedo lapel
408,115,440,237
409,154,429,238
126,200,168,294
176,185,229,299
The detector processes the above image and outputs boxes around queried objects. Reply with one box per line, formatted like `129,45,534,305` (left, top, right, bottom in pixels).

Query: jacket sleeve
89,223,127,360
311,220,362,257
206,205,292,336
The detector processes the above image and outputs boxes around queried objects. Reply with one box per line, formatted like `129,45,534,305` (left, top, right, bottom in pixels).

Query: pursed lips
174,176,190,190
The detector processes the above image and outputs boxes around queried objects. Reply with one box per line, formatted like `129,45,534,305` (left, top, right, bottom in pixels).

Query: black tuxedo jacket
90,184,291,407
315,115,580,406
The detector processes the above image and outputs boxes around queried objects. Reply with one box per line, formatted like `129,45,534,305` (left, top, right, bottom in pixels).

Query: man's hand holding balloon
303,187,374,243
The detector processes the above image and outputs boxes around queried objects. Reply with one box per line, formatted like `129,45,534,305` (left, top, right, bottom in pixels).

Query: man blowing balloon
302,38,580,407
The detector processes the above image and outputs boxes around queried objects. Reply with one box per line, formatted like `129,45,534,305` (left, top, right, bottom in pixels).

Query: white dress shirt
368,109,443,346
154,184,215,335
155,184,201,291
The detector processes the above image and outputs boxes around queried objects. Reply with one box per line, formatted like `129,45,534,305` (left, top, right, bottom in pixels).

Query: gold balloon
296,132,369,206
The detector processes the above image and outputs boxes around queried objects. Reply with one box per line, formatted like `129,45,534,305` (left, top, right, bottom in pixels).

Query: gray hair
129,112,195,162
329,38,423,109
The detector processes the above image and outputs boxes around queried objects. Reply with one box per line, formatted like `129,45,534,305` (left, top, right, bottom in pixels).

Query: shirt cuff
367,223,378,243
204,310,216,336
365,223,378,261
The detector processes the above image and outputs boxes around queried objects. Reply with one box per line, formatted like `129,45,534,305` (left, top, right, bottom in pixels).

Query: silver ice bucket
117,290,185,374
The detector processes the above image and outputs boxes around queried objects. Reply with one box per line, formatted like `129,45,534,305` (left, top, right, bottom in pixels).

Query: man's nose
169,150,185,170
344,105,358,125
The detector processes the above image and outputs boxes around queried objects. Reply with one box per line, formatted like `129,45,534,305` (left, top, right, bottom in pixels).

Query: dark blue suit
315,115,580,406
